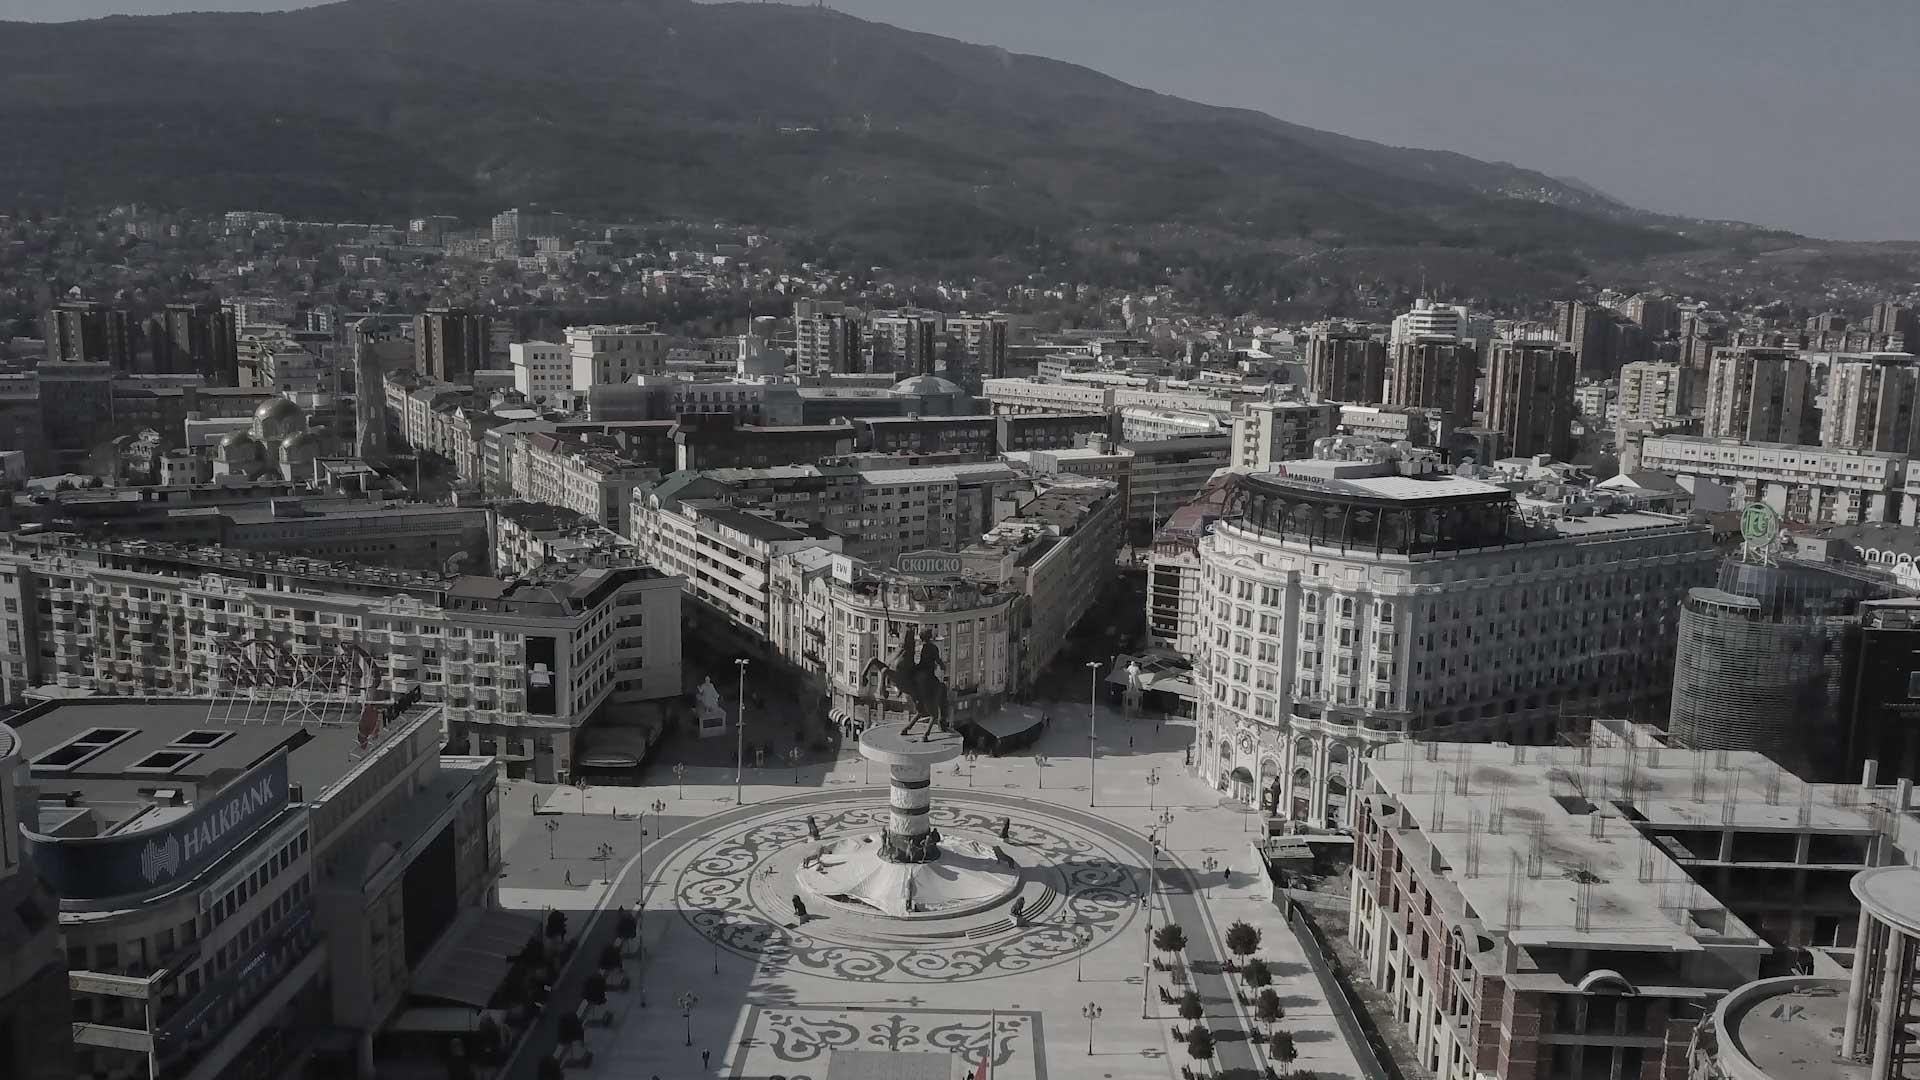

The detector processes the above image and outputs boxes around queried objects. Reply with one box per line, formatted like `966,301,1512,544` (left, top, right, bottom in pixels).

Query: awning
408,908,542,1009
975,707,1044,739
387,1007,492,1035
1231,766,1254,783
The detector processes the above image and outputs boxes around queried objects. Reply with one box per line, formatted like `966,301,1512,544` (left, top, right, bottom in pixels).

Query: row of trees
1157,919,1315,1078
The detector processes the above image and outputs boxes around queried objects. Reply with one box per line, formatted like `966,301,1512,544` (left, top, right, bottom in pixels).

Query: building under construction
1350,739,1900,1080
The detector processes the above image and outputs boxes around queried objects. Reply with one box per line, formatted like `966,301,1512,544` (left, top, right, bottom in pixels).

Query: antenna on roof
1574,862,1593,933
1506,853,1524,929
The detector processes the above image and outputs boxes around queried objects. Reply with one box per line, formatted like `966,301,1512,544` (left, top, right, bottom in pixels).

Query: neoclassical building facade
1191,460,1717,829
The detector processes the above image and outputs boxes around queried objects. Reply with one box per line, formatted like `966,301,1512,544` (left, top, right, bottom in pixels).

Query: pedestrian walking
702,1048,711,1069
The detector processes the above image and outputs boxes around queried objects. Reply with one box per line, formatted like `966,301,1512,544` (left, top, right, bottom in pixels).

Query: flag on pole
973,1008,993,1080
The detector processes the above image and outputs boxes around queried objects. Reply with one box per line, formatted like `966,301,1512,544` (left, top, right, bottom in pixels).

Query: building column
1280,730,1298,821
1311,737,1332,824
1871,929,1908,1079
1845,914,1877,1057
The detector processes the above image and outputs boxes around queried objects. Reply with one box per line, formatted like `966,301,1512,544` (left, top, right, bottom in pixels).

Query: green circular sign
1740,502,1779,547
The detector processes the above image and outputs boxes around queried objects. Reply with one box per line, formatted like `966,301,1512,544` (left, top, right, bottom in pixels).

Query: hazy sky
4,0,1917,241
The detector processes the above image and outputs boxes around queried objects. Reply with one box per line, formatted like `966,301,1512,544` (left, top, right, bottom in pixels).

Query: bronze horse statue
885,627,950,738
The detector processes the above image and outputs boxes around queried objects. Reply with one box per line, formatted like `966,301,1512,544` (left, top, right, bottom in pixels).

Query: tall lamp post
1143,812,1171,1019
1081,1002,1102,1056
543,817,559,860
1085,659,1101,807
734,658,750,805
676,991,698,1046
1202,855,1220,899
1146,767,1161,811
1035,753,1049,789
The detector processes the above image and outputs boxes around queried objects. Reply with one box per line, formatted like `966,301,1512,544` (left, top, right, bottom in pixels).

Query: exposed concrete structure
1353,741,1892,1080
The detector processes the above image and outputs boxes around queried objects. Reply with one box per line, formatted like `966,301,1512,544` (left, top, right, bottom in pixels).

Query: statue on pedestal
883,627,950,738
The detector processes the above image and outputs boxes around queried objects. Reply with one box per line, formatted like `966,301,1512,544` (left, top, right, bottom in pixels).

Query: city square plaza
496,703,1365,1080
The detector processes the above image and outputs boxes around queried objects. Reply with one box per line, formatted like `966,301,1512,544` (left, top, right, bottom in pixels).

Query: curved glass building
1668,556,1885,776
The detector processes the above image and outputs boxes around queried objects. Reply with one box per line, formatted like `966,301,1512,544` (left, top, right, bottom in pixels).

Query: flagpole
984,1008,995,1080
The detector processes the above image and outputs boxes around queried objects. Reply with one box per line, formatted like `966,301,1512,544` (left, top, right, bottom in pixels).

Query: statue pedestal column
794,720,1018,918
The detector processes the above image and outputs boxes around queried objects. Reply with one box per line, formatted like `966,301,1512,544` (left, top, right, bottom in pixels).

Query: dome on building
889,375,964,397
217,431,265,460
278,430,321,463
253,397,306,442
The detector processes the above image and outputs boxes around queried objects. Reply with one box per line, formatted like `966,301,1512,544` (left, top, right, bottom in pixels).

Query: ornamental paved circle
670,793,1145,983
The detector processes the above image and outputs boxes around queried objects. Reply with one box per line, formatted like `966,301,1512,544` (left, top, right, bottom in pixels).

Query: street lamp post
1075,920,1091,983
1202,855,1220,899
672,762,685,799
1143,818,1170,1019
596,842,614,881
734,659,750,805
1146,767,1160,811
1035,754,1048,789
788,745,802,783
543,818,558,860
964,750,978,788
676,991,698,1046
1081,1003,1102,1055
1085,660,1100,807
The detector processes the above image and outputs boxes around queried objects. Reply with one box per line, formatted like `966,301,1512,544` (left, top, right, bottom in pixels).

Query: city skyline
0,0,1915,241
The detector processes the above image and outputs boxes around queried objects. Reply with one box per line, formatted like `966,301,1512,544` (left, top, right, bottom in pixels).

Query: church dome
217,431,264,459
253,397,305,443
278,431,320,463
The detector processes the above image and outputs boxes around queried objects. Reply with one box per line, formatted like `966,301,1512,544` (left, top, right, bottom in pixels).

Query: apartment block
509,340,570,402
1618,361,1694,422
1485,340,1577,460
1639,434,1905,525
567,324,668,390
792,299,860,375
1230,400,1341,471
1306,322,1389,403
0,534,683,779
1387,338,1477,423
1821,353,1920,453
1705,347,1817,444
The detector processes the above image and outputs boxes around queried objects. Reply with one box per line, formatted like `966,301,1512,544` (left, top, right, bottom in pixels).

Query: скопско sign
22,751,291,901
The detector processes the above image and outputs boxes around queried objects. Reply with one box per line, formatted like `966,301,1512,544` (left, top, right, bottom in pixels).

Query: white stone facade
1192,494,1713,828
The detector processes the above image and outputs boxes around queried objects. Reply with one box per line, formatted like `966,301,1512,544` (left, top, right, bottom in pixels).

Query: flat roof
1852,866,1920,936
1366,741,1882,959
1716,977,1863,1080
686,501,816,543
10,697,437,829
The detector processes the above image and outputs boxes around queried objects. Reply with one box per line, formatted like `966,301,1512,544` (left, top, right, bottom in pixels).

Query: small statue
792,895,808,921
806,814,820,841
1011,896,1026,926
999,816,1011,840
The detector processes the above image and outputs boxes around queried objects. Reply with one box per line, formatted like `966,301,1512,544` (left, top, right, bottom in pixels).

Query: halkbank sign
23,750,292,901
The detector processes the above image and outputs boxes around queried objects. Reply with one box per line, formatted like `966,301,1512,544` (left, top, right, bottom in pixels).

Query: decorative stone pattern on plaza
673,796,1141,983
744,1007,1037,1080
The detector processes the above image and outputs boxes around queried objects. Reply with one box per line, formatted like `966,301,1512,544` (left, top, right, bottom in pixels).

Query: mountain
0,0,1703,272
